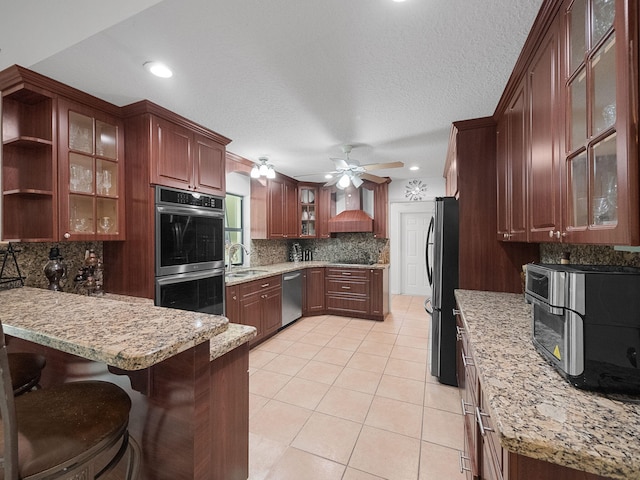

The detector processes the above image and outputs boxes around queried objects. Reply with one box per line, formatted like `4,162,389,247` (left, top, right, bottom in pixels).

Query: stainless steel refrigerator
425,196,459,386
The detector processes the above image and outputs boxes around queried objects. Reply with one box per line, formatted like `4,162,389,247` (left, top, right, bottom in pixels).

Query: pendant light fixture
250,157,276,179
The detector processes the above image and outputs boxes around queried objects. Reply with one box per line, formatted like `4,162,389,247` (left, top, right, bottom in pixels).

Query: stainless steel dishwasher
282,270,302,327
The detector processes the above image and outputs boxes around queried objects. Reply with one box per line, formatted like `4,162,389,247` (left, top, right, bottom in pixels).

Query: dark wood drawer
325,268,369,280
325,278,368,296
326,295,368,315
239,275,282,298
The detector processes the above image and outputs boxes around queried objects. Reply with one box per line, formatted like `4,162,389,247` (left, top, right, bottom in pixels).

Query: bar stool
0,325,140,479
7,353,46,396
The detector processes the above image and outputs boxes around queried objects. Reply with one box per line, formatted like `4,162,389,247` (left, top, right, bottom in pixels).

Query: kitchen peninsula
455,289,640,480
0,286,256,480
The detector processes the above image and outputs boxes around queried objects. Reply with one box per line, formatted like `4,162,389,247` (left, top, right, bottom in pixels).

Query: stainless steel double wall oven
154,186,225,314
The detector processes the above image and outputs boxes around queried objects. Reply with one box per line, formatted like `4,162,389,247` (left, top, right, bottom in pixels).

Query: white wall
388,176,446,203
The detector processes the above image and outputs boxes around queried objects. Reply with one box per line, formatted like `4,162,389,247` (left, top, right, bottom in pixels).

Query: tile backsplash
249,233,389,266
2,242,103,291
540,243,640,267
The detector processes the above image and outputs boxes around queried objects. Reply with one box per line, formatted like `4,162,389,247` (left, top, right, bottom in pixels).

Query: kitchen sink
225,269,268,278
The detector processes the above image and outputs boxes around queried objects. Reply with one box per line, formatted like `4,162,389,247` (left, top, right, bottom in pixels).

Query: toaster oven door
531,298,584,377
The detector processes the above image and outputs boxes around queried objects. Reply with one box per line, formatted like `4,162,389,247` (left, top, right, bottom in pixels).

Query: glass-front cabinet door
299,186,317,237
563,0,638,244
58,99,125,240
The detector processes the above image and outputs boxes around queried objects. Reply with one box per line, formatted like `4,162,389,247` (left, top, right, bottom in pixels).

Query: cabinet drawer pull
460,398,474,416
341,286,351,290
341,272,352,276
456,325,465,341
475,407,493,436
261,283,270,288
461,352,474,368
452,308,461,316
459,451,472,473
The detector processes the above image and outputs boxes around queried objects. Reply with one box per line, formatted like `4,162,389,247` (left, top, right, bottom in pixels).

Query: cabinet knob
503,233,509,239
548,230,555,238
232,295,237,300
64,232,71,239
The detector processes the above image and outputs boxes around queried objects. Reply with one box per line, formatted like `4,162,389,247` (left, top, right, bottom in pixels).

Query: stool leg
125,435,141,480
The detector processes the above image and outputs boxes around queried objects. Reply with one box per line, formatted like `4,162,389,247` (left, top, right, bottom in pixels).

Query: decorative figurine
43,246,66,291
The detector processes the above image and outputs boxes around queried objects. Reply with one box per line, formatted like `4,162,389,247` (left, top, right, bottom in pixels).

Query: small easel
0,242,25,289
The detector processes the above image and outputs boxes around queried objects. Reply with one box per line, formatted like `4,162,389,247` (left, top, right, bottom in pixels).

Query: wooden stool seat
5,381,132,479
0,327,139,480
7,353,46,396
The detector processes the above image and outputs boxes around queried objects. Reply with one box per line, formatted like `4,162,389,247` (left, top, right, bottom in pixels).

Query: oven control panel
158,187,224,210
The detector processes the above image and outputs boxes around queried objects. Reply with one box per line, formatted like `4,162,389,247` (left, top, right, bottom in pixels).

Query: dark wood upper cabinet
1,82,56,242
494,0,639,245
251,175,298,239
372,181,390,239
560,0,639,245
0,66,125,242
528,14,562,242
123,100,230,197
57,98,125,241
496,77,529,242
149,112,226,196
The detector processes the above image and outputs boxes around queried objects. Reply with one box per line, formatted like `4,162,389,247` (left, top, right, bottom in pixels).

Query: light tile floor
248,295,466,480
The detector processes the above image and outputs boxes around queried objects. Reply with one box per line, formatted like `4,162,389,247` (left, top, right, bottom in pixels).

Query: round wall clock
404,179,428,201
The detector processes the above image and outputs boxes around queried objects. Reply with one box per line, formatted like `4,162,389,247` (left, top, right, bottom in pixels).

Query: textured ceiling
0,0,543,183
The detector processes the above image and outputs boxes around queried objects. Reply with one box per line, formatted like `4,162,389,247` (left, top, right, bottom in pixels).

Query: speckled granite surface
225,261,389,286
0,287,232,370
209,323,256,360
455,289,640,480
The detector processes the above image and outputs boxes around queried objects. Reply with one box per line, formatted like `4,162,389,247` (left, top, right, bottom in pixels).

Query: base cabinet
303,268,325,314
325,267,369,317
324,267,389,320
456,308,614,480
237,275,282,346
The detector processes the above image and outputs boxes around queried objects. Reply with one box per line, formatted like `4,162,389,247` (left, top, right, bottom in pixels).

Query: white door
400,211,432,296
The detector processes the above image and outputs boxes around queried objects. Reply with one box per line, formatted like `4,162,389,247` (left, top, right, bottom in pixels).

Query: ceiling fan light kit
251,156,276,179
315,145,405,189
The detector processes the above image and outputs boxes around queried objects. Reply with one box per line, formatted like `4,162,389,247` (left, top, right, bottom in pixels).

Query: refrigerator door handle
425,215,434,286
424,297,433,315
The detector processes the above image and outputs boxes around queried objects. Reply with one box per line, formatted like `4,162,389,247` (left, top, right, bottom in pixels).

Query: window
225,194,244,266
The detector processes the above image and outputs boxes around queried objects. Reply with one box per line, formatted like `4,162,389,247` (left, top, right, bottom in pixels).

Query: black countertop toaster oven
525,263,640,394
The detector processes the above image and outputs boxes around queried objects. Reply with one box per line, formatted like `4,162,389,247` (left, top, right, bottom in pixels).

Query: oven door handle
156,268,225,285
156,204,224,218
525,293,565,316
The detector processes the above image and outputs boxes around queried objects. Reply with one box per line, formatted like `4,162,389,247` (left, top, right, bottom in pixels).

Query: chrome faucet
227,243,251,273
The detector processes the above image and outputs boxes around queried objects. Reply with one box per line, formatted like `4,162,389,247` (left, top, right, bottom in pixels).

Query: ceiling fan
302,145,404,189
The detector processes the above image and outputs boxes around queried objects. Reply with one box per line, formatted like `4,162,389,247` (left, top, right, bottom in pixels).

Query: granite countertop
455,289,640,480
0,287,255,370
225,261,389,286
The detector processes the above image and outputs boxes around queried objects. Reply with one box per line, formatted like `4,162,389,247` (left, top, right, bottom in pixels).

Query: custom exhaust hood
327,186,374,233
328,209,373,233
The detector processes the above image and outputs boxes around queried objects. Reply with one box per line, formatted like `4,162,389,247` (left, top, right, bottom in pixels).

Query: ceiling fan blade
360,172,388,184
361,161,404,171
324,176,340,187
330,158,350,170
294,171,338,178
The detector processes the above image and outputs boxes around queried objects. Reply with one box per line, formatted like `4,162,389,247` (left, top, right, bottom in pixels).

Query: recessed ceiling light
325,174,333,179
409,166,420,171
392,0,407,3
143,61,173,78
